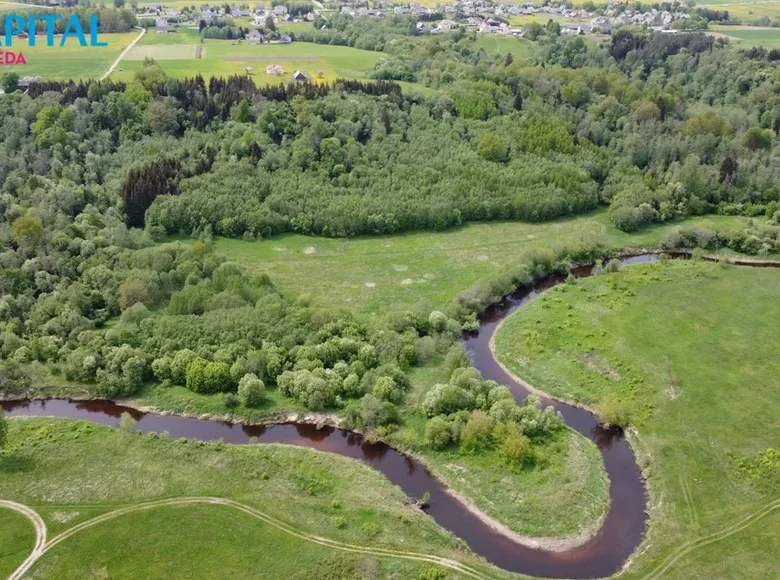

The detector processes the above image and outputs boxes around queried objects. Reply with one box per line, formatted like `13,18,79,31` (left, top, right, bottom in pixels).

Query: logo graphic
0,14,107,67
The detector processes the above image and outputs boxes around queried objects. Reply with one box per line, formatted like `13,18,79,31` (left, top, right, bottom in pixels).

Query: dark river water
8,252,763,578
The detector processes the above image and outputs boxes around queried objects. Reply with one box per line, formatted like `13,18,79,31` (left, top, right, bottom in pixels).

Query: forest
2,15,780,456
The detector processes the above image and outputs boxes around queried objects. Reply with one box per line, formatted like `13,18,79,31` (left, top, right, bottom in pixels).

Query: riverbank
492,259,780,578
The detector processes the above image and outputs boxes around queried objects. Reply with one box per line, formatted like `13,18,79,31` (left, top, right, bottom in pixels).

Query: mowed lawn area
0,418,505,580
213,211,753,313
494,260,780,579
6,32,140,80
112,35,386,84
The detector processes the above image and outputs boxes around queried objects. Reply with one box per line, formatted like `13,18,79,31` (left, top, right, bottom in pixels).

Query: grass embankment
0,418,510,579
493,260,780,578
215,210,751,313
0,507,35,578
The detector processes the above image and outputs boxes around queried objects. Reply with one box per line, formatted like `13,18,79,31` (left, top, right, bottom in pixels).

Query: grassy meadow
111,37,385,84
5,32,140,80
213,211,752,313
0,418,508,580
711,24,780,48
0,506,35,578
494,260,780,578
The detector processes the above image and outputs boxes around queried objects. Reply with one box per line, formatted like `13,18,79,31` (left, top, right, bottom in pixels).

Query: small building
293,70,308,82
246,30,265,43
279,34,292,44
266,64,285,75
156,18,175,33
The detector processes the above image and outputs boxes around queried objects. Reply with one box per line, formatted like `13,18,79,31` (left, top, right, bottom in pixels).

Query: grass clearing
0,507,35,578
0,418,508,579
7,32,140,80
212,211,753,313
494,260,780,578
111,40,385,84
30,503,449,579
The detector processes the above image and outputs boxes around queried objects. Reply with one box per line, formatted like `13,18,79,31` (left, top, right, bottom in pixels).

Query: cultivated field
494,259,780,579
711,24,780,47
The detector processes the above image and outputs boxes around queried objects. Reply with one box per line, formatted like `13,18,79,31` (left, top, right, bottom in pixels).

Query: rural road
100,26,146,82
0,500,47,580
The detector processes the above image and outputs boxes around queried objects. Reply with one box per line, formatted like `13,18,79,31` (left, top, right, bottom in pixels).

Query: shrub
238,373,266,407
224,392,239,408
344,394,399,429
460,410,494,452
498,428,533,463
598,394,632,428
424,416,452,450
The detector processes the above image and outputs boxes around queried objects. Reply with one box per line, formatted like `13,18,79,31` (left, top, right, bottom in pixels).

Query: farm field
697,0,780,20
710,24,780,47
494,259,780,579
213,211,753,313
0,418,505,580
111,38,385,84
5,32,140,80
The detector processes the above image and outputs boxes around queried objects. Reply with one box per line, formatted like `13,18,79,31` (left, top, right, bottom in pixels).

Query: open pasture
494,260,780,579
111,39,384,84
4,32,139,80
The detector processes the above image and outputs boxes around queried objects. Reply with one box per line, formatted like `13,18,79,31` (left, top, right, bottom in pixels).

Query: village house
293,70,308,82
246,30,265,43
266,64,285,75
156,18,175,33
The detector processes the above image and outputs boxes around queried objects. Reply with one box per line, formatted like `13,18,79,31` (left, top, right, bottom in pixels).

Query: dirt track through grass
9,497,489,580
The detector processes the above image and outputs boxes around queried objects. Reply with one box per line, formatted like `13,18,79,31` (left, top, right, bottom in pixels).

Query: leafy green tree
1,72,19,94
238,373,265,406
11,214,43,248
477,133,508,163
424,416,451,450
743,127,772,151
117,278,150,310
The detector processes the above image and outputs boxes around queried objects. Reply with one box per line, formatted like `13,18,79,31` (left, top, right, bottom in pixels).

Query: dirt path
99,27,146,82
0,500,47,580
7,497,488,580
642,498,780,579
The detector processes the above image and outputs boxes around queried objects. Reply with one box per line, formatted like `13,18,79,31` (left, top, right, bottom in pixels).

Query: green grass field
212,211,752,313
711,24,780,47
0,506,35,578
494,260,780,578
698,1,780,20
112,39,385,84
0,418,506,580
6,32,139,80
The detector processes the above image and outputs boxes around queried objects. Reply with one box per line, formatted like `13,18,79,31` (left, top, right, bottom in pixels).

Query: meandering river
9,253,770,578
